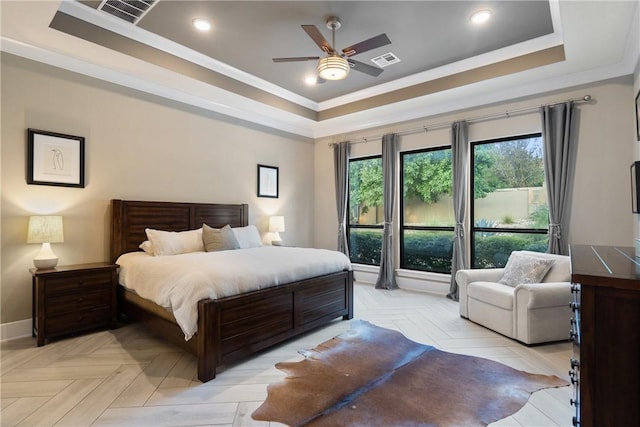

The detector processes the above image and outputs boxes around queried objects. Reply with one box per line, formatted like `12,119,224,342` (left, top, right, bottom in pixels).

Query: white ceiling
1,1,639,139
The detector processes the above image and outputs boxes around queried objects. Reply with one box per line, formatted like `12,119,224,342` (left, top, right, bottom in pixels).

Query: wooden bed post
197,300,219,382
344,270,354,320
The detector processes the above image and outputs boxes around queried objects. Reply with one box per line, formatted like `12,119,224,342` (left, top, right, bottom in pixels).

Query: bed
110,199,353,382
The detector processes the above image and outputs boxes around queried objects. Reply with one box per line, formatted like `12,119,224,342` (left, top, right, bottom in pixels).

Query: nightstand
31,262,118,346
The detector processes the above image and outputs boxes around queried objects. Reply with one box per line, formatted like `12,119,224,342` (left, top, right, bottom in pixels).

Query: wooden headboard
110,199,249,263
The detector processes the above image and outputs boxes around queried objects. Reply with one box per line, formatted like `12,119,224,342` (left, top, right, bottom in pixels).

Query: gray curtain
447,121,469,301
334,141,350,256
375,133,399,290
541,102,576,255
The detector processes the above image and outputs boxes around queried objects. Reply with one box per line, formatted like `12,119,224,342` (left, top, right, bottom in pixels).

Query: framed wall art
257,164,279,198
27,128,85,188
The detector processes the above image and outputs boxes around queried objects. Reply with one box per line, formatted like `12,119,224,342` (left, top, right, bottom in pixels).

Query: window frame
400,145,454,273
470,132,548,267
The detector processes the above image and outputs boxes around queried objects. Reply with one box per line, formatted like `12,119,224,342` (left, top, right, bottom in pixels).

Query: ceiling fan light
317,56,350,80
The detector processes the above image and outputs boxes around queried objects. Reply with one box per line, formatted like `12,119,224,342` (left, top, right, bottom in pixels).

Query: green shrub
348,228,548,273
473,233,548,268
348,229,382,265
402,231,453,273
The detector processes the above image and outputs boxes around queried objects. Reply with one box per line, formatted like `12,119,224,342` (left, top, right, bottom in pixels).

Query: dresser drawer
45,308,111,336
45,290,111,316
44,272,113,296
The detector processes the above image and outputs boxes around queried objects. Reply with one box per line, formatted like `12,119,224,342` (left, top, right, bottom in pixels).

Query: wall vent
98,0,156,24
371,52,401,68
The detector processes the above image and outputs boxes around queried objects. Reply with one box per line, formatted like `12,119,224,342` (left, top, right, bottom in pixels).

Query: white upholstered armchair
456,250,572,345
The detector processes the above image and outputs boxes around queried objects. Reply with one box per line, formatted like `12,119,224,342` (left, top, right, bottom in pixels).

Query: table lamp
27,215,64,269
269,216,285,246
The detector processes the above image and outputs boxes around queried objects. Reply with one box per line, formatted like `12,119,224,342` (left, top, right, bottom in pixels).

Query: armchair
456,250,572,345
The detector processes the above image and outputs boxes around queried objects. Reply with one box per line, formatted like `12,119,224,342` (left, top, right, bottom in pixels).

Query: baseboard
352,265,450,295
1,319,32,342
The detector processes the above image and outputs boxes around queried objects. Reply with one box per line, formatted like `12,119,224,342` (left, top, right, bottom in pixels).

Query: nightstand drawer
46,308,111,336
45,272,112,296
45,290,110,316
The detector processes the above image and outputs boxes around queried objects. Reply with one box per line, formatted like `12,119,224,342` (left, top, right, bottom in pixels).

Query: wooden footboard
119,270,353,382
197,270,353,381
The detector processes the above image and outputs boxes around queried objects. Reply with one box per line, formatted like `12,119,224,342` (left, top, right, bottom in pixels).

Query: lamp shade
317,55,350,80
269,216,285,246
27,216,64,244
27,216,64,269
269,216,285,233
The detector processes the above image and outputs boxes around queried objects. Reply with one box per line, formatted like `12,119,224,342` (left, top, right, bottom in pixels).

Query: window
471,133,548,268
400,147,454,273
348,156,383,265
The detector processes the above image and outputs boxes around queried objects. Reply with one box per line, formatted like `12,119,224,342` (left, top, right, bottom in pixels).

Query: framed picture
257,164,279,198
27,129,85,188
632,161,640,213
635,89,640,141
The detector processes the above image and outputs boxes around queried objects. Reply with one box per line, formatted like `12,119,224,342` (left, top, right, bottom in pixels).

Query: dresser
31,262,118,346
569,245,640,427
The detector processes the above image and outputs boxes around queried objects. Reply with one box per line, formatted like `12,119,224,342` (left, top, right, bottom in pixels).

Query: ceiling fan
272,16,391,82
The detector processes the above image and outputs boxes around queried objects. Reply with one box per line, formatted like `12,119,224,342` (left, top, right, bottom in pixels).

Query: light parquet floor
1,283,573,426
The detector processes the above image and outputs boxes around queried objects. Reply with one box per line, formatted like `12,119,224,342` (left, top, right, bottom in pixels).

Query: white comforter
116,247,351,340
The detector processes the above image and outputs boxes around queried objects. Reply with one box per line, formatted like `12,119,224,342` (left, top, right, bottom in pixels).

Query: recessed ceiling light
192,18,211,32
304,76,318,85
470,9,492,24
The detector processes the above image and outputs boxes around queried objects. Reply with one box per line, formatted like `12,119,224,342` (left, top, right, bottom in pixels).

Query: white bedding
116,246,352,340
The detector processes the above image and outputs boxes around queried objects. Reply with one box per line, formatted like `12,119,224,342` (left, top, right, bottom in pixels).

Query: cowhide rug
252,320,568,427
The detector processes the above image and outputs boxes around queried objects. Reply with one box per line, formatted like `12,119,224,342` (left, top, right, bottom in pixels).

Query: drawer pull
77,298,84,303
569,331,579,342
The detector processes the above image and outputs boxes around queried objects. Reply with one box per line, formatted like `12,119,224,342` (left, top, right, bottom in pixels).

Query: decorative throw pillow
145,228,204,256
232,225,263,249
498,252,555,287
202,223,240,252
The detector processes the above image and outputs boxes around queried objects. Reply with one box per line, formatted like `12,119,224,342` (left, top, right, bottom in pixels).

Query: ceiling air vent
371,52,401,68
98,0,157,24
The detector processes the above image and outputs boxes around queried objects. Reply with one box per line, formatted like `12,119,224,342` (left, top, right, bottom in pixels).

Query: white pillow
139,240,154,255
232,225,263,249
498,252,555,287
144,227,204,256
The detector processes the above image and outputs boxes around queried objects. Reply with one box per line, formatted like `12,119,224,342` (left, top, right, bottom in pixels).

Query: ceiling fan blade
302,25,333,54
272,56,320,63
342,33,391,57
347,59,384,77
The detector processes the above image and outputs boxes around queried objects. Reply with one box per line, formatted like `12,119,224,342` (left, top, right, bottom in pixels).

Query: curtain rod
328,94,592,147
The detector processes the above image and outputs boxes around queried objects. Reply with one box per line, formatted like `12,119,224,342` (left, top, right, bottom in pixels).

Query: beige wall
1,54,314,325
314,78,636,254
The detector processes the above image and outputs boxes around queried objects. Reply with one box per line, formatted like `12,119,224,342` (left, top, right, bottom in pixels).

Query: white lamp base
33,243,59,269
271,232,282,246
